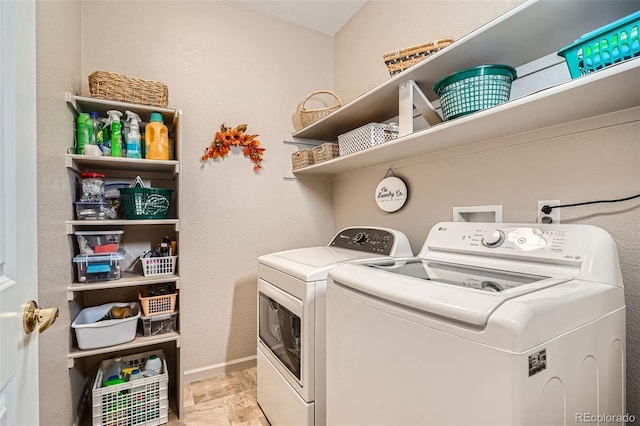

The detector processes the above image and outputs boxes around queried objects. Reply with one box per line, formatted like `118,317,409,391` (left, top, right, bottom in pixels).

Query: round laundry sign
375,176,408,212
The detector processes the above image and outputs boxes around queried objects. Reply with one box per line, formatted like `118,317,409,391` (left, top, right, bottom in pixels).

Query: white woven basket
338,123,399,156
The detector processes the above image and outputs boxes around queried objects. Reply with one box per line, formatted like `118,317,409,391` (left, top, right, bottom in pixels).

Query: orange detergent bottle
145,112,169,160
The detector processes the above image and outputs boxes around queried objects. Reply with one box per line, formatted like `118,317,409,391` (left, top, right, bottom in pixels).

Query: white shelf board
67,154,179,174
66,92,178,125
68,332,180,366
292,0,640,141
294,59,640,175
66,219,179,234
67,273,179,300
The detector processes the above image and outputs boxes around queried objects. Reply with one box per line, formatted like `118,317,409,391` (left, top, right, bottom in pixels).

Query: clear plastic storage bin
140,312,178,337
75,201,111,220
76,230,123,255
73,251,125,283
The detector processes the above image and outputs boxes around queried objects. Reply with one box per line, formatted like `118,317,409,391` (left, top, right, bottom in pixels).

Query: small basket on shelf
292,149,315,170
118,187,173,220
383,38,455,76
557,10,640,79
88,70,169,107
140,256,177,277
139,291,177,317
297,90,342,128
312,143,339,164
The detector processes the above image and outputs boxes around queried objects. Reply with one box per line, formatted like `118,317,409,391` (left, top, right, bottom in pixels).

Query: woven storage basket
88,71,169,107
297,91,342,128
312,143,339,164
383,38,455,76
338,123,399,156
292,149,315,170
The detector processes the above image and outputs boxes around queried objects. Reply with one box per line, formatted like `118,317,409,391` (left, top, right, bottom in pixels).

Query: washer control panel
426,223,591,264
329,228,395,255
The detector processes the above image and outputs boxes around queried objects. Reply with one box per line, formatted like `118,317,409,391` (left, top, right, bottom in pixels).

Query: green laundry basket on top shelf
433,64,517,121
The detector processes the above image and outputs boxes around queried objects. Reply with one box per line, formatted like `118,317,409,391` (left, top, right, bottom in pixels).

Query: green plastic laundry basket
433,64,517,121
118,187,173,219
558,10,640,79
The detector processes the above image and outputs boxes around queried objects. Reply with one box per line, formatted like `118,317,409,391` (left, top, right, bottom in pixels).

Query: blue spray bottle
125,111,142,159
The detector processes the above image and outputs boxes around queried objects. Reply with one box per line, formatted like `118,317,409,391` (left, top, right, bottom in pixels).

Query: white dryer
326,222,626,426
257,227,413,426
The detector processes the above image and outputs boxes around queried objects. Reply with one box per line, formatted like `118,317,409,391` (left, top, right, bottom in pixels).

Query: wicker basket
312,143,339,164
292,149,315,170
88,71,169,107
297,91,342,128
383,38,455,76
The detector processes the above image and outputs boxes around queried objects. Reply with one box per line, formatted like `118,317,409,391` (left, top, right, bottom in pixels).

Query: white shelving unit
65,93,184,420
290,0,640,175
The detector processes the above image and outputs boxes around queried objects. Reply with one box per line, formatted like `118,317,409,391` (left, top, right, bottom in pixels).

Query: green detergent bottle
76,113,91,154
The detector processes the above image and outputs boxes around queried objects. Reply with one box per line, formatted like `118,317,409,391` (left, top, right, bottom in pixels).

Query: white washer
326,222,626,426
257,227,413,426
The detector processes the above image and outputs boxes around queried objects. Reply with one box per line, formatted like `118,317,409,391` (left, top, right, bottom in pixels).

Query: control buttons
481,281,504,292
481,230,505,248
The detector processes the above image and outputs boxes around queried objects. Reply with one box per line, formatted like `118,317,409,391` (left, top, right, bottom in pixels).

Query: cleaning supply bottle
76,113,91,155
83,112,102,156
102,356,126,386
145,112,169,160
125,111,142,159
144,354,162,375
107,110,123,157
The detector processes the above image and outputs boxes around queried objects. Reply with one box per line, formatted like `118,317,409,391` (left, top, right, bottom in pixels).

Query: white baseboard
183,355,257,384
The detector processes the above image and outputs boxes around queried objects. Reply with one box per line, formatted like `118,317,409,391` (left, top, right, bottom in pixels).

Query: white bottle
102,356,126,386
144,354,162,375
125,110,142,159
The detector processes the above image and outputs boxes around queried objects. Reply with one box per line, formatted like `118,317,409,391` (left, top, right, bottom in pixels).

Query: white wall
333,0,639,418
36,1,335,421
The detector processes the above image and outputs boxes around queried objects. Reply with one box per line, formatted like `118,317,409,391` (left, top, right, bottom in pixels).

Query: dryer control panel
329,227,396,255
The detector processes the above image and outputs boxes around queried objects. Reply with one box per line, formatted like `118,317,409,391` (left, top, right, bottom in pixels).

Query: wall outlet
537,200,560,224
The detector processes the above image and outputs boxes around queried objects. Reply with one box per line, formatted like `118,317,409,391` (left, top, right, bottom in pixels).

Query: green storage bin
558,11,640,79
433,64,517,121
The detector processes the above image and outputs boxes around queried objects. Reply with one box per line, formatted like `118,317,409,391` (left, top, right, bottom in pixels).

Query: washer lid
329,261,571,328
259,246,396,282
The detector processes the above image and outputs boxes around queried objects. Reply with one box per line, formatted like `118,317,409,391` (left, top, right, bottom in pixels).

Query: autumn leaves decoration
200,123,265,172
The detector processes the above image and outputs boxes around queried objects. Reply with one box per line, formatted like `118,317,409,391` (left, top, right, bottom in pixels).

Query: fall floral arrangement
200,123,265,172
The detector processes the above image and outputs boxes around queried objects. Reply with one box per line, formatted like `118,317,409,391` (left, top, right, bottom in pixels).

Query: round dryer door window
375,176,408,213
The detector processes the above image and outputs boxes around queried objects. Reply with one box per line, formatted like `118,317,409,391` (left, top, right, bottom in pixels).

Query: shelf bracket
398,80,442,137
68,357,75,369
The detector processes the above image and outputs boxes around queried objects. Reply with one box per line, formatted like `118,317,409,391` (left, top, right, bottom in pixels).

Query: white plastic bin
71,302,140,350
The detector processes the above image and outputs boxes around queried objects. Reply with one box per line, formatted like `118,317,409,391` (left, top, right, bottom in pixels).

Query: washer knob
481,230,505,248
354,232,368,244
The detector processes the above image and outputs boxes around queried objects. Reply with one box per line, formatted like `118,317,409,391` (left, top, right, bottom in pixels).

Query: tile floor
167,367,270,426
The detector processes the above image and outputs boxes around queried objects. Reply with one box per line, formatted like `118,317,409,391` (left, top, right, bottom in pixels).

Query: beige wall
334,0,640,418
36,0,334,422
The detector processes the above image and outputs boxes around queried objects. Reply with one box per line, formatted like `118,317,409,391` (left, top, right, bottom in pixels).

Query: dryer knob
354,232,368,244
481,230,505,248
